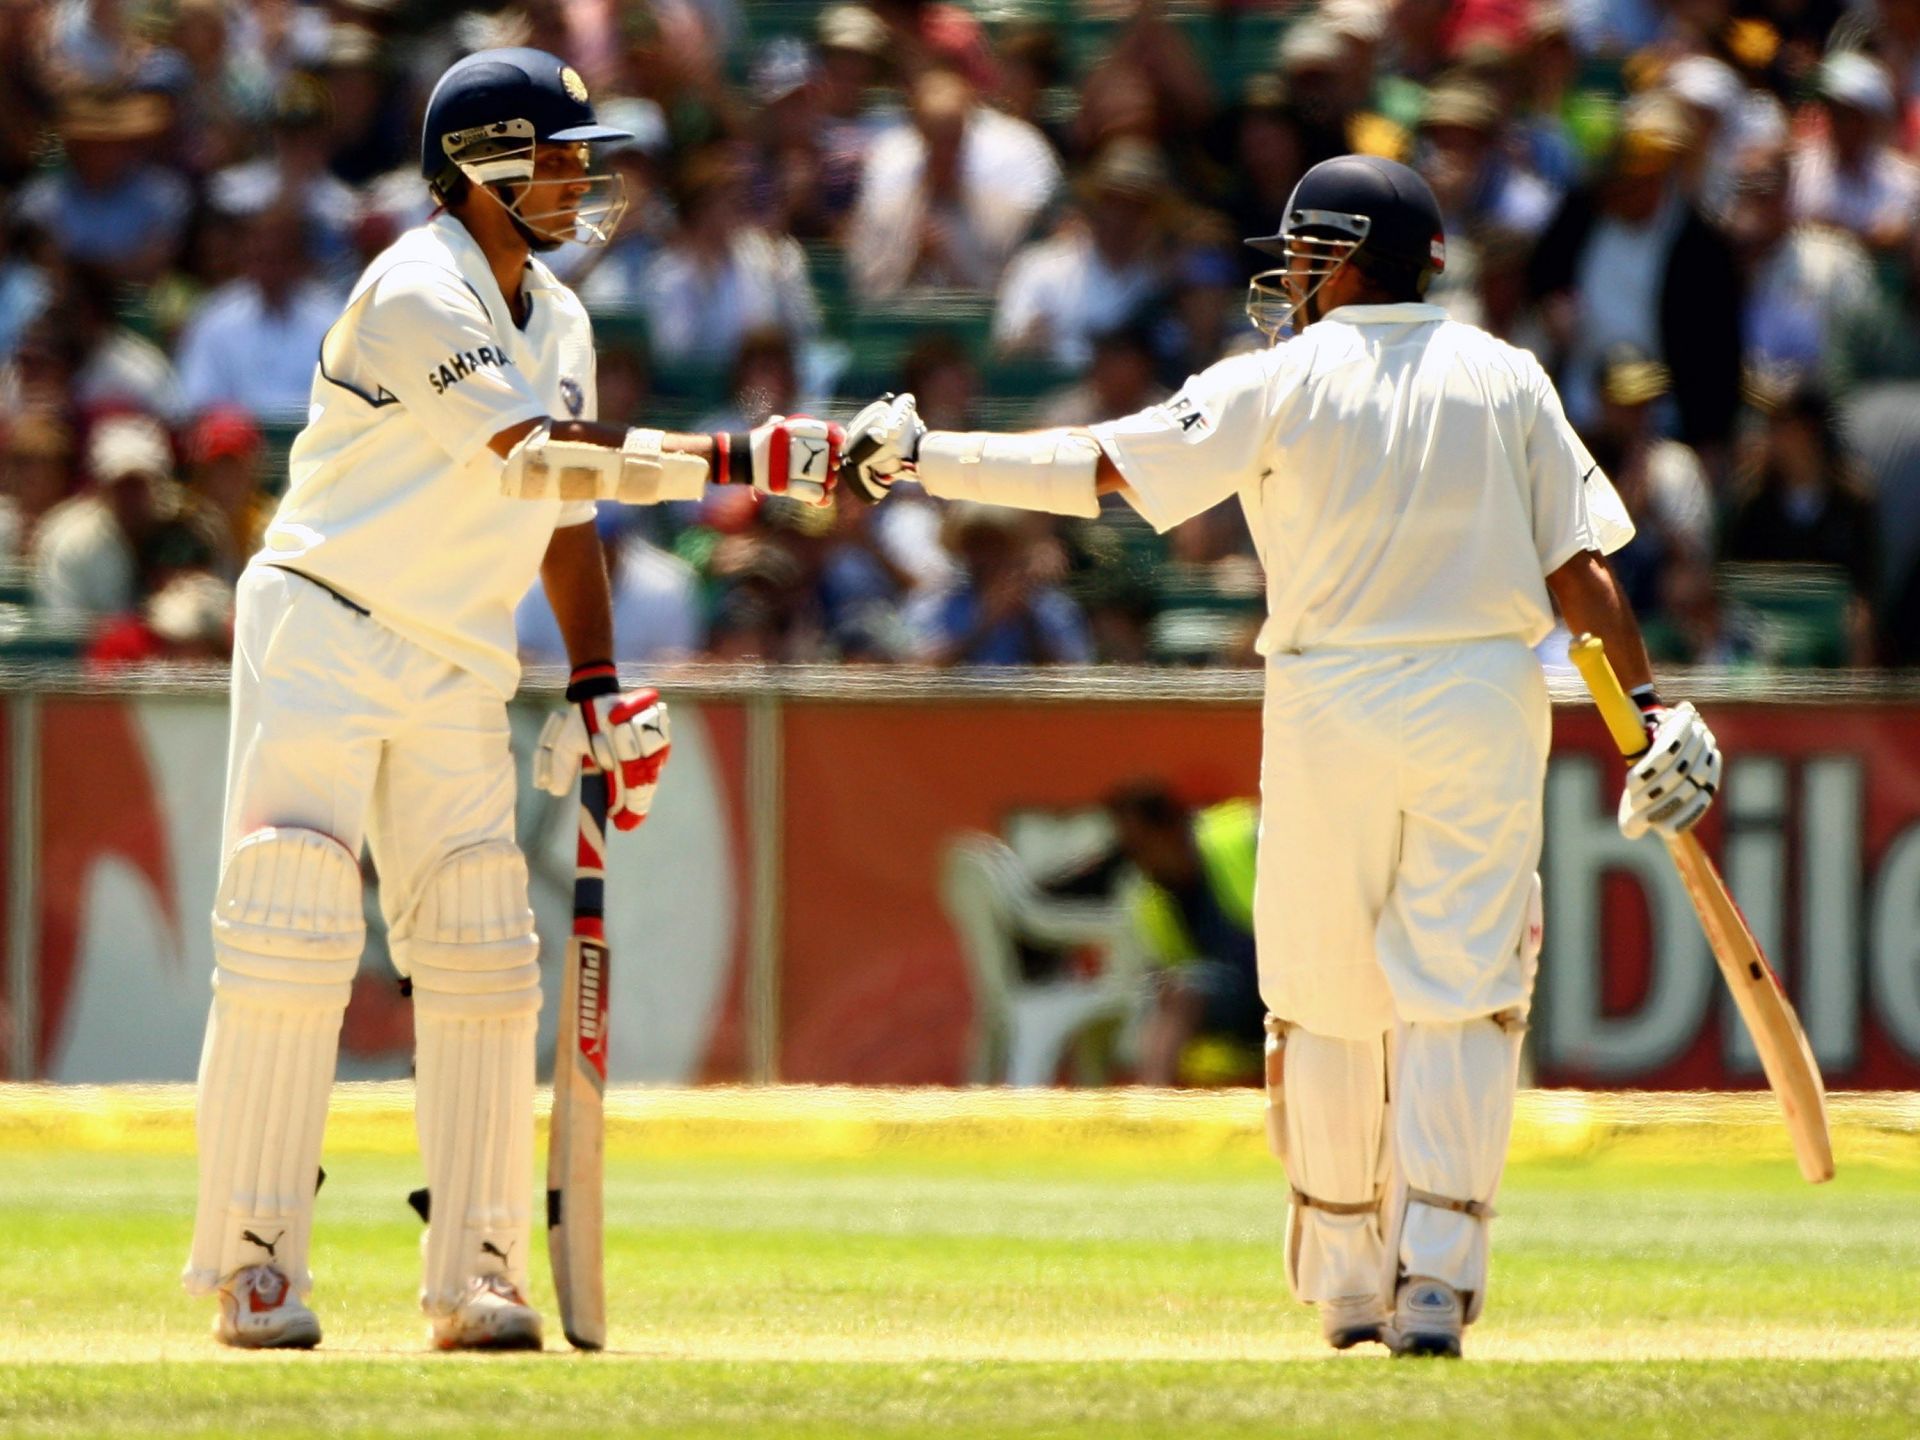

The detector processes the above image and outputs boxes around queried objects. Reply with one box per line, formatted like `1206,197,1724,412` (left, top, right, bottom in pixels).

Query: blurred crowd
4,0,1920,673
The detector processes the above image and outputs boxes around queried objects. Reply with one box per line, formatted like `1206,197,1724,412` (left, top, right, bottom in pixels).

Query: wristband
566,660,620,703
715,432,752,487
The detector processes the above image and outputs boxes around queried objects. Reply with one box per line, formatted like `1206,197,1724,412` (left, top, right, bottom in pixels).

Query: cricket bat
547,764,611,1349
1569,634,1834,1184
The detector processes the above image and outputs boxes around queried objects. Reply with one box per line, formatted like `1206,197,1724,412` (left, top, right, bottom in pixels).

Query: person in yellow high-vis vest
1107,784,1262,1087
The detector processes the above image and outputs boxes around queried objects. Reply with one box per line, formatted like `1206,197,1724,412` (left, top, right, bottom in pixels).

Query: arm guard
916,429,1103,518
500,423,711,504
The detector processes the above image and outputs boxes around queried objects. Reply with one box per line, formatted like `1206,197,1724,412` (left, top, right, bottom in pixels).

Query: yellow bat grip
1568,634,1652,758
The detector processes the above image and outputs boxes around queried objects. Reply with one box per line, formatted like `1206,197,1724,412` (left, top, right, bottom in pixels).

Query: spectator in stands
85,569,234,669
175,206,335,424
147,0,273,178
849,67,1059,303
1511,3,1584,193
1415,76,1560,241
0,212,50,365
208,76,359,280
30,264,183,421
1723,381,1881,665
319,24,408,186
592,342,653,430
1644,554,1764,666
46,0,141,90
1790,51,1919,253
1036,323,1167,429
1072,1,1216,166
566,98,674,311
1106,783,1263,1088
1152,244,1246,381
641,146,820,369
1221,76,1311,283
904,503,1091,666
813,5,895,188
517,506,704,666
1828,212,1920,391
745,39,843,242
32,412,171,619
1664,53,1784,218
14,91,191,283
1582,346,1712,621
1728,142,1876,395
899,330,980,433
870,0,999,93
995,23,1072,156
0,412,73,562
994,139,1176,367
181,406,265,578
695,326,801,435
1529,91,1744,465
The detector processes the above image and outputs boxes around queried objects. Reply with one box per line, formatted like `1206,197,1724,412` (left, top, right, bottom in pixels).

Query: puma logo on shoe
242,1229,284,1258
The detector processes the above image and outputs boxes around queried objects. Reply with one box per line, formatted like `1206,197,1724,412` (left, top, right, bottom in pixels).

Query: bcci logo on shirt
559,376,584,417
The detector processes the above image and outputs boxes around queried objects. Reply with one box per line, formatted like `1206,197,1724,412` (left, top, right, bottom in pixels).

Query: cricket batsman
841,155,1721,1357
185,47,839,1351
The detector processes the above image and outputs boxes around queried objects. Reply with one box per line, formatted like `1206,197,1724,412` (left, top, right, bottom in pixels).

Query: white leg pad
395,841,542,1316
185,828,364,1296
1278,1025,1391,1305
1390,1017,1526,1322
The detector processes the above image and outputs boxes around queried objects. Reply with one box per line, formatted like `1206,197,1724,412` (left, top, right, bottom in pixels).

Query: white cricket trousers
1256,637,1549,1316
187,564,534,1306
221,564,519,907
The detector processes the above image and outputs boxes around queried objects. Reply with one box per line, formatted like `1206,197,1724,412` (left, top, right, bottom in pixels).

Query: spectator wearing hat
144,0,276,177
46,0,141,90
85,571,235,670
1790,51,1920,252
182,406,266,576
1510,3,1584,193
32,412,175,618
14,91,192,282
319,23,409,186
208,76,360,278
176,206,338,424
17,264,184,422
744,38,851,242
1725,142,1875,394
1414,74,1559,242
1528,92,1744,464
993,139,1177,367
814,4,895,181
849,66,1060,302
1275,15,1373,166
1662,53,1784,218
903,503,1092,666
641,146,821,369
1580,345,1712,622
0,412,74,562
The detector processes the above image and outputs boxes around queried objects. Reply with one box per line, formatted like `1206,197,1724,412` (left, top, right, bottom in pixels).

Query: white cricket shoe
213,1264,321,1350
431,1275,545,1352
1388,1276,1464,1359
1319,1293,1388,1350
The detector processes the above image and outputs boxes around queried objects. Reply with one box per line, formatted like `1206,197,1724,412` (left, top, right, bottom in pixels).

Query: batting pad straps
916,429,1103,518
396,841,541,1017
500,423,710,505
1405,1188,1496,1221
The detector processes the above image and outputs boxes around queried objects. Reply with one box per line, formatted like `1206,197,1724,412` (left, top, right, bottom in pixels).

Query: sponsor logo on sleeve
1161,391,1215,441
559,376,584,417
428,345,514,395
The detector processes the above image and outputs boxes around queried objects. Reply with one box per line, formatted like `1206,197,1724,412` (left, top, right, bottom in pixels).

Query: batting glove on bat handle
840,393,925,504
535,663,673,831
1617,696,1721,841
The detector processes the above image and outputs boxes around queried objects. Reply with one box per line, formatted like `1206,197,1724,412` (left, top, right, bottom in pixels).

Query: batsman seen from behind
843,154,1721,1359
185,47,838,1353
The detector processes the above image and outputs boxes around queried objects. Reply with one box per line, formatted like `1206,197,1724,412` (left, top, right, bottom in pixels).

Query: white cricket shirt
1092,303,1633,655
258,213,596,697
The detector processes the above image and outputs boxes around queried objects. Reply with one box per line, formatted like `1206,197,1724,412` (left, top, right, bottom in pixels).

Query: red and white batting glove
713,415,843,507
1617,688,1720,841
534,663,671,831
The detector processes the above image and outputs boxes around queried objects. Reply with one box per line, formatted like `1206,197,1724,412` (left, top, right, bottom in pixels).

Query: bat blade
1568,634,1833,1183
547,769,611,1349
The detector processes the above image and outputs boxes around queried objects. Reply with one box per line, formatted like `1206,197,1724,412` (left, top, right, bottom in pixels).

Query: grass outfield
0,1085,1916,1439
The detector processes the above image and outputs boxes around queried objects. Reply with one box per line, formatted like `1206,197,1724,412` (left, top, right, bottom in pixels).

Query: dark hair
1349,247,1431,302
1105,781,1190,832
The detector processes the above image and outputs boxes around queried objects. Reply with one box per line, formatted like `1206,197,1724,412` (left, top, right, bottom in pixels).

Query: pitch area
0,1085,1914,1438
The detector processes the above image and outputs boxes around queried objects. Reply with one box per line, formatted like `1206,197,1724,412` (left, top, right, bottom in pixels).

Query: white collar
1319,303,1450,325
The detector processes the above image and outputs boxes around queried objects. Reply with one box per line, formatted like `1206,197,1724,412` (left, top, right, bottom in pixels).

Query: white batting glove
534,666,671,832
724,414,841,507
839,393,926,504
1618,700,1720,841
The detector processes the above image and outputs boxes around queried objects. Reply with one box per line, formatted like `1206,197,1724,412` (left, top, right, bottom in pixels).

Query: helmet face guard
1246,208,1371,343
441,118,629,247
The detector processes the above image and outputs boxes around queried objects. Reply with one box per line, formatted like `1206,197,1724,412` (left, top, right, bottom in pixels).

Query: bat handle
1568,635,1652,759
